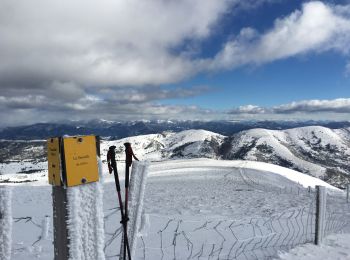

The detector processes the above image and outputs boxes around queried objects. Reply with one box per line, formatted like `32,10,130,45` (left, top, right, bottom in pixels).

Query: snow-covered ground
1,159,349,259
2,126,350,189
277,233,350,260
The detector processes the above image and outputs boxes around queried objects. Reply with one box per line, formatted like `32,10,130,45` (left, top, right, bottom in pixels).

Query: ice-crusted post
52,135,105,260
0,186,12,260
120,161,149,260
315,185,327,245
66,175,105,260
53,158,105,260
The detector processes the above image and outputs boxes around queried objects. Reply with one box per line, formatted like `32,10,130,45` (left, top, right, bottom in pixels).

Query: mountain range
1,120,350,140
1,122,350,188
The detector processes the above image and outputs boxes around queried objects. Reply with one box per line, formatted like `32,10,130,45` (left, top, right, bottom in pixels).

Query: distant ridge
1,125,350,188
1,120,350,140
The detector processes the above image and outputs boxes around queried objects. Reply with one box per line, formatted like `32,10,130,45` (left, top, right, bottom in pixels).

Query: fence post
347,184,350,203
120,161,149,260
315,185,327,245
0,186,12,260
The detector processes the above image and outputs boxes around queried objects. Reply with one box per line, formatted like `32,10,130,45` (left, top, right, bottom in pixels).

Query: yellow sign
63,136,99,187
47,137,62,186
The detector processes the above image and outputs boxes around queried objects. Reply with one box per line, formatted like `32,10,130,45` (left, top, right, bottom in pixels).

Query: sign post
48,135,104,260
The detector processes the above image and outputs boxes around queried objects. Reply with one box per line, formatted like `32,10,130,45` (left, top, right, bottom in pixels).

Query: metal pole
347,184,350,203
52,186,69,260
315,185,327,245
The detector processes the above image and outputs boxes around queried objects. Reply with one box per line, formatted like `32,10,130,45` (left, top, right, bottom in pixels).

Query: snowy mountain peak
1,126,350,188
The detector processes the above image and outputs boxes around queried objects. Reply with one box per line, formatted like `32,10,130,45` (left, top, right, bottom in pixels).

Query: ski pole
124,165,130,260
112,166,131,260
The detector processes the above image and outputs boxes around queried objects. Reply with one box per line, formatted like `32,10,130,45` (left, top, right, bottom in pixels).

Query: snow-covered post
120,161,149,260
51,136,105,260
66,178,105,260
315,185,327,245
0,186,12,260
347,184,350,203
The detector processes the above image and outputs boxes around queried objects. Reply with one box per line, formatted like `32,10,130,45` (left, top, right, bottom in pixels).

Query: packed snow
2,158,349,259
277,233,350,260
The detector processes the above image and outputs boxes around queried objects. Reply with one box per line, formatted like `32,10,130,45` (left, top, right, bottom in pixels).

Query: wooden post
315,186,327,245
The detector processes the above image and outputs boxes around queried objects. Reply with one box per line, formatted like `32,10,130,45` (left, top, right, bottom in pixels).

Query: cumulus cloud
228,105,267,114
273,98,350,114
228,98,350,115
1,1,350,125
212,1,350,69
0,85,215,126
4,0,341,95
0,100,216,126
0,0,236,125
0,0,233,90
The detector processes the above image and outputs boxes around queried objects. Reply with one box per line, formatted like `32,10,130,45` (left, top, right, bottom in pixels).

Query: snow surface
2,126,350,188
240,128,326,177
277,233,350,260
149,159,338,191
0,161,46,176
101,129,224,162
1,159,338,191
1,158,348,259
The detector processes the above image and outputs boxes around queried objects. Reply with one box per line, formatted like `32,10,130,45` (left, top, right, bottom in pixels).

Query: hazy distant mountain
1,120,350,140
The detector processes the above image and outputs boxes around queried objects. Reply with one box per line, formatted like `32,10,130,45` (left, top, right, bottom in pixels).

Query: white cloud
228,105,266,114
1,1,350,125
228,98,350,115
0,0,232,89
212,1,350,69
273,98,350,113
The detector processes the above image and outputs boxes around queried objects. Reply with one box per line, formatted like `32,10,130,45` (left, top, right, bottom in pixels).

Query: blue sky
161,0,350,112
163,51,349,109
0,0,350,125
